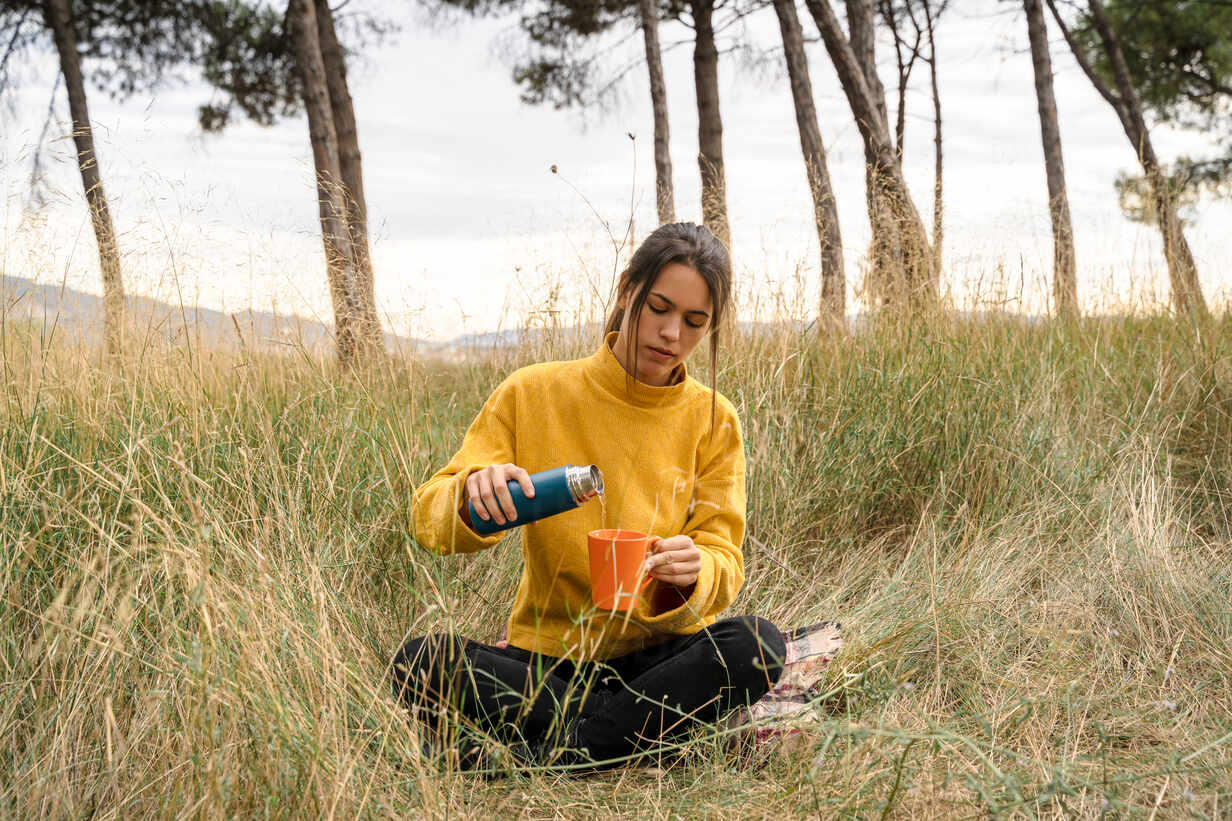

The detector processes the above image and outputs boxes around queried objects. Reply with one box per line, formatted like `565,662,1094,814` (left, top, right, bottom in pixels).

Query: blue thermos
468,464,604,535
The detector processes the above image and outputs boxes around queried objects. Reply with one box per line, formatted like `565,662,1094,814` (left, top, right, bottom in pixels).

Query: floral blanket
728,620,843,744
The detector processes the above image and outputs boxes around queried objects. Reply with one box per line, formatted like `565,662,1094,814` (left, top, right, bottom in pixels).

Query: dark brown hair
604,222,732,419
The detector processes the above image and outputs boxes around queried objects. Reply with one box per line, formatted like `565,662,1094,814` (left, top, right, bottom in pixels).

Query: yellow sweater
411,332,746,660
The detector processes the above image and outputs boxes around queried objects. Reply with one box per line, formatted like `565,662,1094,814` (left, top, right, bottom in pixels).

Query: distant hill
0,274,609,357
6,274,1018,358
0,274,428,354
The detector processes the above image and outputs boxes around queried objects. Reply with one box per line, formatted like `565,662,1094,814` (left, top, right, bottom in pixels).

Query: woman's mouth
646,345,674,362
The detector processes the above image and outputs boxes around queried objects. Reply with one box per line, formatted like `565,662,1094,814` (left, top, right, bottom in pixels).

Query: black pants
390,616,785,767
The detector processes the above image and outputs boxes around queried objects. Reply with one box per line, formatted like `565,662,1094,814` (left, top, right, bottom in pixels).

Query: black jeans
390,616,785,767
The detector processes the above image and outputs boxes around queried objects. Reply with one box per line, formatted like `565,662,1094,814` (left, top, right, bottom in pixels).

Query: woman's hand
643,535,702,588
463,463,534,527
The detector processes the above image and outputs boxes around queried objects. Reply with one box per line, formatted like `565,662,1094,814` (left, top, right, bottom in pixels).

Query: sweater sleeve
635,398,746,632
410,376,518,555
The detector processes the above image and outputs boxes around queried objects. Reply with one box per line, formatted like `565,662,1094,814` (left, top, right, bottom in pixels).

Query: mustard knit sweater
410,333,746,660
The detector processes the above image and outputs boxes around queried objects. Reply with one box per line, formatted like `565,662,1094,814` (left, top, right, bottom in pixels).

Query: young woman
392,223,785,769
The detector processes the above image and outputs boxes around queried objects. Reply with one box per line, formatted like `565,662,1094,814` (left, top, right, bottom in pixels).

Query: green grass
1,310,1230,818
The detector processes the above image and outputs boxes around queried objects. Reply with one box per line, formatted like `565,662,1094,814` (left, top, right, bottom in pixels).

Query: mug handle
638,536,661,593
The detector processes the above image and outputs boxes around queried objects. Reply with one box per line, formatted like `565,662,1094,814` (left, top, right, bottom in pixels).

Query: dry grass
1,307,1230,818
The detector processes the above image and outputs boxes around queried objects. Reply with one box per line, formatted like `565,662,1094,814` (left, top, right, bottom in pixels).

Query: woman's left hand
643,535,702,588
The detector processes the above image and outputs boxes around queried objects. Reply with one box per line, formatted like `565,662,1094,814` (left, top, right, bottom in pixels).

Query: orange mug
587,529,660,610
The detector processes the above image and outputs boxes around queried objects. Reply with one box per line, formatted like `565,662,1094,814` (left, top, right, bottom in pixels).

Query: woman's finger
492,464,519,521
652,536,686,554
651,567,698,585
652,548,698,567
465,475,480,514
477,470,505,524
466,474,489,521
647,552,699,576
651,551,667,568
654,560,700,578
512,466,535,500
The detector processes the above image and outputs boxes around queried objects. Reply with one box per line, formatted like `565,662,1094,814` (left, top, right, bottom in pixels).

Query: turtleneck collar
586,331,691,408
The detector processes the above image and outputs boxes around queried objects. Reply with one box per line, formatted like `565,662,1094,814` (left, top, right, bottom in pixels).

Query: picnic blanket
727,620,843,746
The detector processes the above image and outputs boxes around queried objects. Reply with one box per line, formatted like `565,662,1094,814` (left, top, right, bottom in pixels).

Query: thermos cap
565,464,604,503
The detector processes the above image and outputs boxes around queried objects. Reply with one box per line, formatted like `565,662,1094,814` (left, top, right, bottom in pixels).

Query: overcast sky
2,0,1229,340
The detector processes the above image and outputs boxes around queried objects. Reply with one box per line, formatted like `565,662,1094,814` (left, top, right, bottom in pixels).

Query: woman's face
613,261,713,386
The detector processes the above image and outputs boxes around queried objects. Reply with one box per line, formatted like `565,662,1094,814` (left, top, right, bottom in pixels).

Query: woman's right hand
464,463,535,527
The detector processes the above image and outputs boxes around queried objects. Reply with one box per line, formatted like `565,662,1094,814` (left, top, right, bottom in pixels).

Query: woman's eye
686,319,705,329
648,305,668,314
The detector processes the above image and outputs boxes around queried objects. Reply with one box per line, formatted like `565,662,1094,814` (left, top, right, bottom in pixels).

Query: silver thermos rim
565,464,604,503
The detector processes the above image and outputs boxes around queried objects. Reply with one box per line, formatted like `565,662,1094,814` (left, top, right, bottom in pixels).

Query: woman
392,223,785,769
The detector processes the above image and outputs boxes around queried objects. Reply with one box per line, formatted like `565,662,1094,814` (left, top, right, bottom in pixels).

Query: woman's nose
661,316,680,341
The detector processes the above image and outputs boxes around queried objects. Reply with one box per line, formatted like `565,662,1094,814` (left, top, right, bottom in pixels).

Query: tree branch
1180,66,1232,99
1043,0,1127,121
26,72,62,211
0,7,32,95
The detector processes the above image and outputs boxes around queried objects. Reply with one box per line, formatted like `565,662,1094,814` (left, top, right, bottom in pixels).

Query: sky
1,0,1229,341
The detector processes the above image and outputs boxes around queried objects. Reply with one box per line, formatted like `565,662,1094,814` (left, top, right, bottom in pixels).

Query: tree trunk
773,0,844,326
846,0,902,306
314,0,382,356
805,0,935,310
691,0,731,251
44,0,124,357
1024,0,1077,319
894,53,908,159
845,0,890,127
1046,0,1207,320
639,0,675,225
288,0,365,365
1084,0,1206,320
923,0,943,279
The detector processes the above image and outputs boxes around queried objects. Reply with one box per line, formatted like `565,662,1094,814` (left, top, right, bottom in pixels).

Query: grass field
2,309,1230,818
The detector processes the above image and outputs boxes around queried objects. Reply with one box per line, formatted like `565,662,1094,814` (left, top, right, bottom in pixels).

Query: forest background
1,0,1231,817
2,0,1229,350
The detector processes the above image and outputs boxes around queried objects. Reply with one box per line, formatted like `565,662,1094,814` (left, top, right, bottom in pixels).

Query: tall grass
2,308,1230,818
